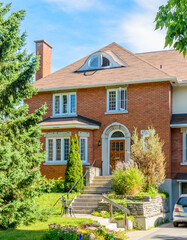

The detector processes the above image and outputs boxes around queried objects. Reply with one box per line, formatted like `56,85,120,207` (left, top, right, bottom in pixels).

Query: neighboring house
27,40,187,211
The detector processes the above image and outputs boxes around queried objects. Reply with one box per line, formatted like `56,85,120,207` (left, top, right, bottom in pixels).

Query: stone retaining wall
127,195,169,217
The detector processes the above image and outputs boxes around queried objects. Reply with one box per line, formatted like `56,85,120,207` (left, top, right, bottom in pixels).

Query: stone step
84,190,110,194
93,176,113,180
88,183,112,188
91,180,112,184
74,199,102,203
76,194,102,199
72,202,98,207
84,187,111,191
73,206,97,210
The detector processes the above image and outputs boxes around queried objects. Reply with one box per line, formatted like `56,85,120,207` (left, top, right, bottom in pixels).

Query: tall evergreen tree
0,2,46,228
64,135,83,192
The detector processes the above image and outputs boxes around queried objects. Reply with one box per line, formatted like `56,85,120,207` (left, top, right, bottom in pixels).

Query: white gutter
177,180,187,182
170,124,187,128
40,124,99,130
37,77,178,92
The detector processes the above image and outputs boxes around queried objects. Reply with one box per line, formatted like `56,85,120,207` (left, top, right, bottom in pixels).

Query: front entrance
110,140,125,173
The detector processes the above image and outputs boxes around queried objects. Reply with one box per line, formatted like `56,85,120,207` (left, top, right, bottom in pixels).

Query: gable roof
34,42,176,92
137,50,187,81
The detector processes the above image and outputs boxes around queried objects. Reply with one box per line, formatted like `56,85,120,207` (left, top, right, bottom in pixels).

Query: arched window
88,54,110,69
111,131,124,138
75,51,127,72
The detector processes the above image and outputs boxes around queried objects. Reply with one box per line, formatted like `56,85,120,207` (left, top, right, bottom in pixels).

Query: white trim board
40,124,99,130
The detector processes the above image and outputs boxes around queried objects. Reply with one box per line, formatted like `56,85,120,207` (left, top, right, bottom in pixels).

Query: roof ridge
110,42,173,78
136,49,176,55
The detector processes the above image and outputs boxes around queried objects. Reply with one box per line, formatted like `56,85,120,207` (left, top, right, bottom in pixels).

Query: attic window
89,55,110,69
75,51,127,72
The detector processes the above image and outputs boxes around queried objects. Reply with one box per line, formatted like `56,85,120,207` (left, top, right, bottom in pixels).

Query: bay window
80,137,88,163
46,137,70,162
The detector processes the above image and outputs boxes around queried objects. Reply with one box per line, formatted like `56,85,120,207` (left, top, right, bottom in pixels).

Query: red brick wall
27,81,172,179
171,128,187,179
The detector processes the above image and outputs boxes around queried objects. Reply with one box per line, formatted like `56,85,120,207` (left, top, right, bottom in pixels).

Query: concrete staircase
71,176,113,214
84,176,112,194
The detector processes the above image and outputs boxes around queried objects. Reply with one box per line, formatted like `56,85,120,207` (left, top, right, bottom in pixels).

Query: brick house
27,40,187,210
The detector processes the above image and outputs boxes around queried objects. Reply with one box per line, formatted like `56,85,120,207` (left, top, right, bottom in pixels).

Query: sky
7,0,168,73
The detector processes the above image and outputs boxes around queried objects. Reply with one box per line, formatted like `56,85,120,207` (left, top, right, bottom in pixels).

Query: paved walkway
126,222,187,240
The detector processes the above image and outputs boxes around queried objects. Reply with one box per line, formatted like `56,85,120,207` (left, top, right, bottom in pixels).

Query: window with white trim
53,93,76,116
183,133,187,162
46,137,70,162
107,88,127,112
80,137,88,163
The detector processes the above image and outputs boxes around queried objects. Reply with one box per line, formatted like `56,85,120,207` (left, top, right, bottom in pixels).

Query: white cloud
107,0,169,53
44,0,103,12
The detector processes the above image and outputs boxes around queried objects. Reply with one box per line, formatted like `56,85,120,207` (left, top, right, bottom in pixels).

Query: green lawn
0,193,95,240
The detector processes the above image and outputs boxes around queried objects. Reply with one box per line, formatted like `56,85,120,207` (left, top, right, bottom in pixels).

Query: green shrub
64,135,84,192
158,190,169,199
112,168,145,195
51,177,64,193
39,177,65,193
41,224,78,240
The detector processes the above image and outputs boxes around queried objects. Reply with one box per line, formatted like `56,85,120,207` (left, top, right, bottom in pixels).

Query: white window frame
142,134,149,151
46,137,70,163
107,88,127,113
183,133,187,162
53,92,76,117
79,137,88,163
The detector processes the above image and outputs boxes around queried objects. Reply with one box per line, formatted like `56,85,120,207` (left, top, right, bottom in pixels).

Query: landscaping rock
88,233,95,239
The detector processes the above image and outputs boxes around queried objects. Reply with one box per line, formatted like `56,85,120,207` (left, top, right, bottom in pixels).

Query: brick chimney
35,40,53,80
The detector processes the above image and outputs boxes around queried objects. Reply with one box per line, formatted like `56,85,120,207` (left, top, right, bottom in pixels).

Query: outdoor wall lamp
98,140,101,146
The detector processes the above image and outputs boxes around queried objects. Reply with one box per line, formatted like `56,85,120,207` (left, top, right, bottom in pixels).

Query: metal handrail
102,194,130,231
67,159,97,200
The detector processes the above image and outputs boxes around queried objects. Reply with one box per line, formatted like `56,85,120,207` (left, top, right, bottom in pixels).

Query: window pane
48,139,53,161
111,131,124,138
56,139,61,161
80,139,86,161
102,57,110,67
64,139,70,161
116,142,119,151
90,56,99,68
112,142,115,151
109,91,116,111
70,94,76,113
119,89,125,110
120,142,124,150
62,95,68,114
55,96,60,114
186,134,187,162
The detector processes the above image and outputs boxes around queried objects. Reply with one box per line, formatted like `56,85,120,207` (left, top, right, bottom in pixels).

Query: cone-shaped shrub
64,135,83,192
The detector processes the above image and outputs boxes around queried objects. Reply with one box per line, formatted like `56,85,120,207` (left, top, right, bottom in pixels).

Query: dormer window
76,51,127,72
89,55,110,69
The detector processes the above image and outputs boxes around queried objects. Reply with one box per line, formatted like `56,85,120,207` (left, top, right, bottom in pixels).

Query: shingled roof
34,42,176,91
137,50,187,81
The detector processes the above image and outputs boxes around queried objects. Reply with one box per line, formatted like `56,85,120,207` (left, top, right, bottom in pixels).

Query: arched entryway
101,122,131,176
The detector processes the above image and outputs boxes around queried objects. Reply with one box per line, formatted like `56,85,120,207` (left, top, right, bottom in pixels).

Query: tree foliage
131,128,166,190
64,135,84,192
0,2,47,229
155,0,187,56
